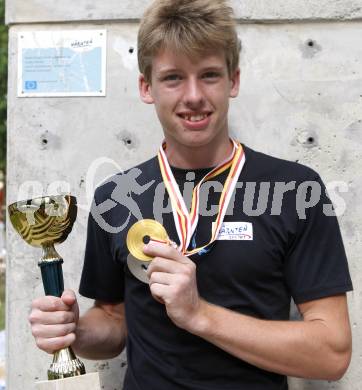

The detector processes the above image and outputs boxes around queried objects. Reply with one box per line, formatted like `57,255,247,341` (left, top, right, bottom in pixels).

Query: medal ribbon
157,139,246,256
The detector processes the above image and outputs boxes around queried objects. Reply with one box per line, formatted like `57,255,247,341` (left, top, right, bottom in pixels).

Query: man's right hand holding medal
144,241,208,334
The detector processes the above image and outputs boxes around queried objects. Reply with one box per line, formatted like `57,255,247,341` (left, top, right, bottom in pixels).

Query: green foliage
0,0,8,174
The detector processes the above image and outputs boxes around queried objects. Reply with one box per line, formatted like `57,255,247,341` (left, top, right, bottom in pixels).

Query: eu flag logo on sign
25,81,37,90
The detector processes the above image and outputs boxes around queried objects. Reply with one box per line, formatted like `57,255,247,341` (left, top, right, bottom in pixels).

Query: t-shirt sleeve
79,197,125,303
285,175,353,304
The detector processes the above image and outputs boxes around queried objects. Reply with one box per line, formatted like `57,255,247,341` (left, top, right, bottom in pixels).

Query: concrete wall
5,1,362,389
5,0,362,23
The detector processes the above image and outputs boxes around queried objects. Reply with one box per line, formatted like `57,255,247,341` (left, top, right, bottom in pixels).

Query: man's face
139,48,240,150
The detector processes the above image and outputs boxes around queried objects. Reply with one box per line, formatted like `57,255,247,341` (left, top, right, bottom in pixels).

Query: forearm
190,299,351,380
73,303,127,360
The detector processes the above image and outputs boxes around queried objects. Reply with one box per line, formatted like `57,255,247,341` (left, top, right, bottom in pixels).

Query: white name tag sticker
213,222,253,241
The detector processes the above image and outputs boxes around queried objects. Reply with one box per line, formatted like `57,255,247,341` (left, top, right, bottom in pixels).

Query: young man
29,1,353,389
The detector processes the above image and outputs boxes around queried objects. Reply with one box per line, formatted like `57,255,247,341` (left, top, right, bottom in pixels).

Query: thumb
61,289,79,323
61,289,77,307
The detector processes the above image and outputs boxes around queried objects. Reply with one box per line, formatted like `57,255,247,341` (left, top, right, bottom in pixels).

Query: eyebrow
156,65,225,77
156,68,179,77
201,66,225,72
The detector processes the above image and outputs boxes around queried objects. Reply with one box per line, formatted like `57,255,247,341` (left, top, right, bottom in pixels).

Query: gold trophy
8,195,100,389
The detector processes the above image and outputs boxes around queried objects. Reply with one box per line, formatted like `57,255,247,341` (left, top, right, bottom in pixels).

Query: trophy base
35,372,101,390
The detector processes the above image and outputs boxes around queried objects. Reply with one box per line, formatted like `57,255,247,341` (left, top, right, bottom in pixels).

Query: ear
229,68,240,98
139,74,154,104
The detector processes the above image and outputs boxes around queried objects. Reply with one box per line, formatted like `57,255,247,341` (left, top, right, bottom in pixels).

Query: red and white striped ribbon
157,139,246,256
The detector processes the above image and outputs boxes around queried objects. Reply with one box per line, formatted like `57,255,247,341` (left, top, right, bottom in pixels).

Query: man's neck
164,136,233,169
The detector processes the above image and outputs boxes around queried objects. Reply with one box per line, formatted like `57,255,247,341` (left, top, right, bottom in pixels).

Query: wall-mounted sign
18,30,107,97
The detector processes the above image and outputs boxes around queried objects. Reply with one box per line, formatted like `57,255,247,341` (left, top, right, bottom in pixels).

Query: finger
31,322,77,339
147,257,186,276
29,309,76,325
31,296,72,312
149,283,169,304
143,242,187,263
35,333,76,354
149,271,175,286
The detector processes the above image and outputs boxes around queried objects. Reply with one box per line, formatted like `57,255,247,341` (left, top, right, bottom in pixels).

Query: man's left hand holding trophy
8,195,101,390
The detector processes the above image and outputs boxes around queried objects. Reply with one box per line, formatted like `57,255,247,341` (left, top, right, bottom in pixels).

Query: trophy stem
38,244,65,297
38,243,86,379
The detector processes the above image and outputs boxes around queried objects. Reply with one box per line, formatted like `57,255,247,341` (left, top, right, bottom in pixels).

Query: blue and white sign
18,30,107,97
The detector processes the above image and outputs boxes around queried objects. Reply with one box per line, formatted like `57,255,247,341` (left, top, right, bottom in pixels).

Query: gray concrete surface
5,0,362,24
5,2,362,390
0,331,4,362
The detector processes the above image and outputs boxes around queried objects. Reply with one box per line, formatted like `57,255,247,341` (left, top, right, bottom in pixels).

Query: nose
183,77,205,108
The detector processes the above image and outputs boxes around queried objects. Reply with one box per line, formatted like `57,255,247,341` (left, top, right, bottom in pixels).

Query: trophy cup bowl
8,195,86,380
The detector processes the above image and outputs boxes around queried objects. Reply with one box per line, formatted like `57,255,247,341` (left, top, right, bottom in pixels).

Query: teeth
183,114,208,122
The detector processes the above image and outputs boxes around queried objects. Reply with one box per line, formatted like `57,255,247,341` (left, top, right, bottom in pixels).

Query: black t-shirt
79,145,352,390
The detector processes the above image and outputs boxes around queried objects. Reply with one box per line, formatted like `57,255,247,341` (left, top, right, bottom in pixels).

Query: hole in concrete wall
129,47,134,54
39,130,62,150
40,130,49,150
116,130,137,150
307,137,315,144
296,130,318,148
300,39,322,59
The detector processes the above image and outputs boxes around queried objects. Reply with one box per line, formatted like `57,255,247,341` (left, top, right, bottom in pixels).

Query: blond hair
138,0,241,82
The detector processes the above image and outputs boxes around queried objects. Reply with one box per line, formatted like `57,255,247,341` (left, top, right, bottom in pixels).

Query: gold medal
126,219,169,261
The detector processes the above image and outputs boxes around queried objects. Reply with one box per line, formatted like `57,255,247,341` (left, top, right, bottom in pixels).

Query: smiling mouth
177,113,212,122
